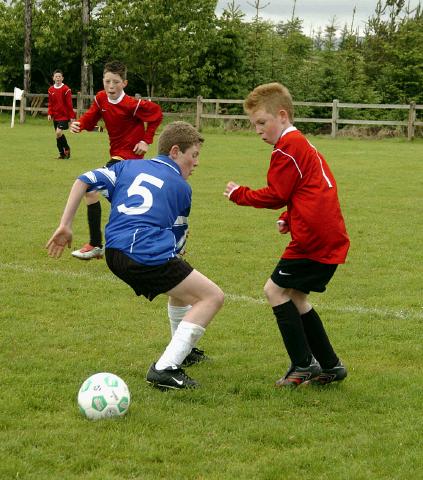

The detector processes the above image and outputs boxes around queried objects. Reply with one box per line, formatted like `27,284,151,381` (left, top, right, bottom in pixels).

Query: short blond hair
244,83,294,122
158,121,204,155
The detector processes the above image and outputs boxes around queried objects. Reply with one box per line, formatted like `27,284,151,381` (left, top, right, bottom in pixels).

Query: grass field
0,114,422,479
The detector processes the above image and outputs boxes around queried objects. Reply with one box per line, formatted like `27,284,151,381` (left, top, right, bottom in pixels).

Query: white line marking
2,262,422,320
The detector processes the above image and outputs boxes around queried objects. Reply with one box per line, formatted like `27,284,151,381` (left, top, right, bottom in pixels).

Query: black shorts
105,248,194,301
270,258,338,294
105,158,123,167
53,120,69,131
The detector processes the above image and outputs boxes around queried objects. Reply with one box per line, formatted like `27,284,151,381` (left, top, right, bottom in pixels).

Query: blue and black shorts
105,248,194,301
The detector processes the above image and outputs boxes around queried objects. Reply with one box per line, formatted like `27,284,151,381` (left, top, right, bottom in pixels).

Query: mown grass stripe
2,261,421,320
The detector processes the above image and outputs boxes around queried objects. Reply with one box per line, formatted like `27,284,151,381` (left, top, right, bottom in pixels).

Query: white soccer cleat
71,243,104,260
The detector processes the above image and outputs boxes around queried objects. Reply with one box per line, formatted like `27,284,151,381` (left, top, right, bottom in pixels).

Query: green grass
0,114,422,479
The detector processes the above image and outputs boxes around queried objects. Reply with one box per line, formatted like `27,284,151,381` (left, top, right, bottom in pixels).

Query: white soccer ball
77,372,131,420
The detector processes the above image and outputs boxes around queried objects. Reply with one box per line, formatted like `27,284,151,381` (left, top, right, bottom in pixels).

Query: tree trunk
81,0,90,108
24,0,32,93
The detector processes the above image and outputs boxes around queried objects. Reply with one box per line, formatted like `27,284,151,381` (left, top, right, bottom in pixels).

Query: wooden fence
1,91,422,139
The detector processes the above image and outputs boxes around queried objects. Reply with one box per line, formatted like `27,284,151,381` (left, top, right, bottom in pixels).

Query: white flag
14,87,24,101
11,87,24,127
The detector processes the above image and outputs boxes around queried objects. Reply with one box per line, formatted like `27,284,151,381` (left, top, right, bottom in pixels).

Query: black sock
301,308,339,369
62,134,70,151
56,138,63,154
273,300,312,367
87,201,102,247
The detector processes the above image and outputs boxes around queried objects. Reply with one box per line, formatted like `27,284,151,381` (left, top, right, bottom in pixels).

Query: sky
215,0,422,35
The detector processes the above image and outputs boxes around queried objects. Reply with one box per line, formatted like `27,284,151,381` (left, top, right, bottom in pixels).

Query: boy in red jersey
70,60,163,260
224,83,350,387
47,70,75,159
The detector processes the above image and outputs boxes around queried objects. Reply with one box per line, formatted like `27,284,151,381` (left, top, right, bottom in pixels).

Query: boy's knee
264,280,290,306
212,287,225,310
263,280,277,300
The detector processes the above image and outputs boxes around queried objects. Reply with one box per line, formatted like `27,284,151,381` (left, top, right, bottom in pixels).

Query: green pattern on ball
80,379,92,392
92,395,107,412
118,396,129,413
104,376,118,387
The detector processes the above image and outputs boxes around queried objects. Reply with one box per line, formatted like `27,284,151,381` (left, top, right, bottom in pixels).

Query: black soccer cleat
182,347,209,367
310,360,347,385
146,363,199,390
275,356,322,387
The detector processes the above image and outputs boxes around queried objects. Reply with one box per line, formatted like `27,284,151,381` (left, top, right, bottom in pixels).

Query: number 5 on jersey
117,173,164,215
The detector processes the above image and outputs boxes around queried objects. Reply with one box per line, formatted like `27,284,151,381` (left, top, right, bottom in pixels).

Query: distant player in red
70,60,163,260
47,70,75,159
224,82,350,387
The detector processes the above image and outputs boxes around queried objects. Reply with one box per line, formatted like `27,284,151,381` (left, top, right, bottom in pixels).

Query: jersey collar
107,91,126,104
151,154,182,176
275,125,297,146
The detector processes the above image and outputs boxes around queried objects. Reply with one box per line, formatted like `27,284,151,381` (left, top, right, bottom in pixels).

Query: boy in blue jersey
46,122,224,390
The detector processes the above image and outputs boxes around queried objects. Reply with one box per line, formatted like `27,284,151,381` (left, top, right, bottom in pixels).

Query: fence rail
1,92,422,139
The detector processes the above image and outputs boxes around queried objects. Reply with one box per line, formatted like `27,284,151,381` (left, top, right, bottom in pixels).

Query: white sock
168,304,192,337
155,321,205,370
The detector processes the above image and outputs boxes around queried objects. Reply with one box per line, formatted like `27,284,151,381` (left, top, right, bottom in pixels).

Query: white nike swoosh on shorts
278,270,292,276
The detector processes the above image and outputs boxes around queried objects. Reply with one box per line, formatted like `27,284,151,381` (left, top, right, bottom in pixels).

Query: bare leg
155,270,224,370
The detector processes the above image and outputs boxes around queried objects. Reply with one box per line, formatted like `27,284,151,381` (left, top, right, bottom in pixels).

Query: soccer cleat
146,363,199,390
182,347,209,367
310,360,347,386
63,148,71,159
275,356,322,387
71,243,104,260
57,153,66,159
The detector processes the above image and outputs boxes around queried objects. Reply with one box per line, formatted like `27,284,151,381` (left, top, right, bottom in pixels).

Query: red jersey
77,90,163,159
47,83,75,121
229,127,350,264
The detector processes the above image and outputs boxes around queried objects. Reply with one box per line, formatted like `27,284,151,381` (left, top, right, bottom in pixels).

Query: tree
201,5,249,99
0,1,25,90
95,0,217,97
245,0,270,87
31,0,87,90
24,0,32,92
363,0,423,103
80,0,90,105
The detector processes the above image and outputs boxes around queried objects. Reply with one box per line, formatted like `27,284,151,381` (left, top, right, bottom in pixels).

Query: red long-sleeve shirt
47,84,75,121
77,90,163,159
229,127,350,264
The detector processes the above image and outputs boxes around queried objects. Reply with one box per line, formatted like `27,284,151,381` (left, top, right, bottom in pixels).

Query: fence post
215,101,220,115
407,101,416,141
19,93,26,124
331,99,339,138
77,92,83,118
196,95,203,131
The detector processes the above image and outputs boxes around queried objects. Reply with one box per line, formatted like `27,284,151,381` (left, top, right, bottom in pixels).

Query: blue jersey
78,155,190,265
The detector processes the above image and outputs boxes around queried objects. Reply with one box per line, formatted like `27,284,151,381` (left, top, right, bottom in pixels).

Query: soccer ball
77,372,130,420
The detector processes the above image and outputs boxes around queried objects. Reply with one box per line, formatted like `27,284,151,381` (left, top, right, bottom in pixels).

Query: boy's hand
47,115,52,121
46,225,73,258
277,220,289,234
70,121,81,133
224,181,239,198
133,140,149,155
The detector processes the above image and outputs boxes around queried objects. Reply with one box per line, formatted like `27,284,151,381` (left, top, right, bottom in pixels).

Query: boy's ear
123,79,128,88
169,144,180,159
278,109,289,121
